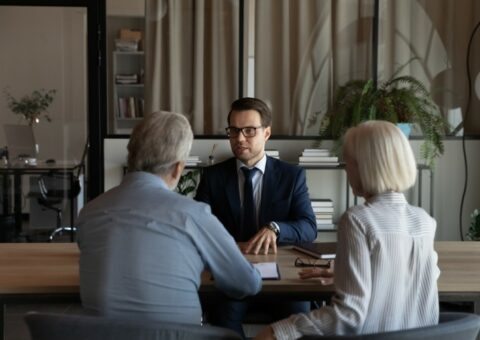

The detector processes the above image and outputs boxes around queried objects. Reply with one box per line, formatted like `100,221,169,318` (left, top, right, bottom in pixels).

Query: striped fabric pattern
272,192,440,340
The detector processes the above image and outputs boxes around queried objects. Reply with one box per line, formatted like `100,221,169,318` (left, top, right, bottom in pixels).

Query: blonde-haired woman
256,120,440,340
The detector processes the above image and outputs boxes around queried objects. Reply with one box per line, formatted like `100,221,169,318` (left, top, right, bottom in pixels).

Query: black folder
292,242,336,259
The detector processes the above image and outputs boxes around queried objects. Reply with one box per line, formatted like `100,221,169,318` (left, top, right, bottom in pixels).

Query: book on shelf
265,149,280,159
315,213,333,219
302,148,331,156
117,97,144,118
292,242,336,259
316,218,333,225
317,224,336,230
311,199,333,207
299,162,340,167
115,73,139,84
185,156,202,166
312,206,334,213
299,156,339,163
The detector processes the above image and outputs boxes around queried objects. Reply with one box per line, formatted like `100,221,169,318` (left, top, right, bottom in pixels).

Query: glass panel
144,0,240,136
378,0,480,135
0,6,88,241
0,6,88,161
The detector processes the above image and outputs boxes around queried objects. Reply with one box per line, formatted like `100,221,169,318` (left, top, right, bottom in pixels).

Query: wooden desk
0,242,478,337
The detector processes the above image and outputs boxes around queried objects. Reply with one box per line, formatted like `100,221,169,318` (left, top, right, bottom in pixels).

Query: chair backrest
25,312,242,340
299,313,480,340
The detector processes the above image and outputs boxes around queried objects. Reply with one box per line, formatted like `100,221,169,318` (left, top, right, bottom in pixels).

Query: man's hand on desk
242,227,277,255
298,260,335,285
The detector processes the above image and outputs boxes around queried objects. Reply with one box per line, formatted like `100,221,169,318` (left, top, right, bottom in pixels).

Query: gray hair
127,111,193,175
343,120,417,195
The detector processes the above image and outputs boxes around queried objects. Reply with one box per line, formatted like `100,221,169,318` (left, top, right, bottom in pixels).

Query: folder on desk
252,262,280,280
293,242,337,259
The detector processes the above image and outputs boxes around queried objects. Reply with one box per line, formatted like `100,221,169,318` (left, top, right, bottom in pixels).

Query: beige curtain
255,0,480,135
145,0,480,136
255,0,374,135
145,0,239,134
381,0,480,134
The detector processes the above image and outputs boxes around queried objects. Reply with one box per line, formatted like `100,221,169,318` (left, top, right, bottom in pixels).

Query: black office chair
24,312,242,340
36,172,81,241
299,312,480,340
35,141,88,242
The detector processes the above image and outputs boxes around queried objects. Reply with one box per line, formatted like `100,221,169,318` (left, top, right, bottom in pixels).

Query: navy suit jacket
195,157,317,243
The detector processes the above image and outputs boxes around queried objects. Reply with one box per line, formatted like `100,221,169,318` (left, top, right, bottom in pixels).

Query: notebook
3,124,37,160
292,242,337,259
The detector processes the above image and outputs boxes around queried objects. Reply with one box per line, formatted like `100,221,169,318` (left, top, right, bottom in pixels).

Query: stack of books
311,199,335,230
115,73,138,84
115,38,139,52
186,156,202,167
265,149,280,159
299,149,339,166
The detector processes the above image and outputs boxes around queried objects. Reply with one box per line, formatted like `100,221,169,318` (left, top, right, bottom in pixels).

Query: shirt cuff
271,317,302,340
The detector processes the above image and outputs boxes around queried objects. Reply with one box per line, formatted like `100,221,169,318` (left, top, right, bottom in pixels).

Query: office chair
35,141,88,242
24,312,242,340
299,312,480,340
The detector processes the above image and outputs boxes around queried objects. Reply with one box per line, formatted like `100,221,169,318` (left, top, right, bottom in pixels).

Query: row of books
299,148,339,166
117,97,144,119
115,73,140,85
311,199,335,230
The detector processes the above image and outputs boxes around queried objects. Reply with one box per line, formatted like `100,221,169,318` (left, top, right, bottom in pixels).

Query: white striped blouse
272,192,440,339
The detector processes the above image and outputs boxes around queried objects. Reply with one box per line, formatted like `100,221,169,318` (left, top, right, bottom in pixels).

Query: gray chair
25,312,242,340
300,312,480,340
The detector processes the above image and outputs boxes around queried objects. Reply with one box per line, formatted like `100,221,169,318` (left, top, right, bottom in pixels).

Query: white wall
104,137,480,241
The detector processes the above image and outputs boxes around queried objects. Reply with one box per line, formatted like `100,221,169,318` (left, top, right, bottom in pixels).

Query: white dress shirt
272,192,440,339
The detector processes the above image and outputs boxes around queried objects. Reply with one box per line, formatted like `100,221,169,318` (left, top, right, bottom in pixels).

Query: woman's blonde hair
343,120,417,195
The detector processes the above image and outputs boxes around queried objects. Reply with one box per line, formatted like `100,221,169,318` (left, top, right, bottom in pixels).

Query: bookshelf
107,14,145,134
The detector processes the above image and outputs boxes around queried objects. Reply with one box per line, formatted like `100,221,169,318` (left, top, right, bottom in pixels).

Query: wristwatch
266,223,280,237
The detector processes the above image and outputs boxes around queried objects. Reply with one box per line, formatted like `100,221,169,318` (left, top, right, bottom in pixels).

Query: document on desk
253,262,280,280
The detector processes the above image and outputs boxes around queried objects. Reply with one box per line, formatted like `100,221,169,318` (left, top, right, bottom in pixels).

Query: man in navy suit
195,97,317,337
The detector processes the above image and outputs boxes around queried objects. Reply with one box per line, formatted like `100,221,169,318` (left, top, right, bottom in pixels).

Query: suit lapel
259,157,278,225
225,159,242,235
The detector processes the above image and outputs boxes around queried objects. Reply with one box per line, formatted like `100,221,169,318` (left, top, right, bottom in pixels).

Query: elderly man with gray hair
76,111,262,325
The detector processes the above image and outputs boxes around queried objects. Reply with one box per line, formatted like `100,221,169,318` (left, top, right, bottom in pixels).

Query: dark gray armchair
300,312,480,340
25,312,242,340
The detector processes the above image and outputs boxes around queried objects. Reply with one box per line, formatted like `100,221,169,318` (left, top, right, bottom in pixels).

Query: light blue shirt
77,171,262,325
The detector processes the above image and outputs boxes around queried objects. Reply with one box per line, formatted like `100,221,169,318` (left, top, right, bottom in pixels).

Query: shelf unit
107,15,145,134
301,163,433,232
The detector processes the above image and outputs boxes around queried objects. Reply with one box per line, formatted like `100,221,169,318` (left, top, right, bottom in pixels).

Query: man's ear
172,161,184,181
264,126,272,141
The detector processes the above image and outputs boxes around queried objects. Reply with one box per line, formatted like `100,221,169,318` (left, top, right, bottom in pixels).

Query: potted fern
4,88,56,126
318,72,448,168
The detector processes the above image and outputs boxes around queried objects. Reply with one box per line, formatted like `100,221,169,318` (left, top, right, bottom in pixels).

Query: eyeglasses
225,126,264,138
294,257,331,268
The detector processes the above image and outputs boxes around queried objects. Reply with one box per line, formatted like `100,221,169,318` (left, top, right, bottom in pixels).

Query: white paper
253,262,279,280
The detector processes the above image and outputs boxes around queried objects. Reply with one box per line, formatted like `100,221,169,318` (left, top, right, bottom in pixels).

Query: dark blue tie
241,167,258,241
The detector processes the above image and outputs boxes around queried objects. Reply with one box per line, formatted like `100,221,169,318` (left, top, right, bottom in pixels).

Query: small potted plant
317,66,448,168
466,209,480,241
4,88,56,126
175,169,201,197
